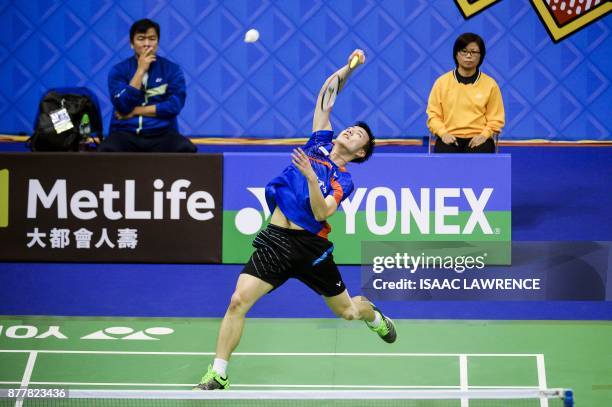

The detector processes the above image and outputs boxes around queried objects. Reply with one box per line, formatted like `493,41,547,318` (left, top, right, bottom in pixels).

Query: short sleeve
330,172,354,205
304,130,333,149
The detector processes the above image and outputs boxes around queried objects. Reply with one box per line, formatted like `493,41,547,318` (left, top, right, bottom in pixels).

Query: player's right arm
312,49,365,133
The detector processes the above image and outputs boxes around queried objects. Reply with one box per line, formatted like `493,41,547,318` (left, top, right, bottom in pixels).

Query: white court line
17,382,542,390
4,381,541,390
0,350,542,357
537,354,549,407
0,380,543,389
469,386,541,389
460,354,469,407
14,351,37,407
26,382,463,389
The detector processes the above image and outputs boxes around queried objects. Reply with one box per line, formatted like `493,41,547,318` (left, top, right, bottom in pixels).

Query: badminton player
194,49,396,390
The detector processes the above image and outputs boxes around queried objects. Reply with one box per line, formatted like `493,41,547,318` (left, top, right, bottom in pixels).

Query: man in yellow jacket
427,33,505,153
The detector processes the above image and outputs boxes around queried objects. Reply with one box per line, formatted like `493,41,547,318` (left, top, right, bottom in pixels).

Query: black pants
433,136,495,153
98,128,197,153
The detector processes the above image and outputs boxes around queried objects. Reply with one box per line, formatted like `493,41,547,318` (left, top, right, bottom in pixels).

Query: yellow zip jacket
426,70,505,139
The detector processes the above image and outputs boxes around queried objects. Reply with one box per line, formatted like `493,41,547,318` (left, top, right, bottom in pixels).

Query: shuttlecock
244,29,259,43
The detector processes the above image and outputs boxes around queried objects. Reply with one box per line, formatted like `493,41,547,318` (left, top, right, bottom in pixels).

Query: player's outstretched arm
312,49,365,133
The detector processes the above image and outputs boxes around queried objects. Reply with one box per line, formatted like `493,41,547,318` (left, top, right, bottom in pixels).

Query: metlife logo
27,179,215,221
0,154,223,262
223,153,511,264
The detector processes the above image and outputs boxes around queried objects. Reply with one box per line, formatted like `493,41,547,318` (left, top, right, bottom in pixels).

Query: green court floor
0,316,610,405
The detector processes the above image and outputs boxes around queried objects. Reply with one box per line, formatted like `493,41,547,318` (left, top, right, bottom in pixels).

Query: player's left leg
324,290,397,343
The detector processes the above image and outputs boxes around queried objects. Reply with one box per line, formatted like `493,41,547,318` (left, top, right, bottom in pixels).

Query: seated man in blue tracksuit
99,18,196,153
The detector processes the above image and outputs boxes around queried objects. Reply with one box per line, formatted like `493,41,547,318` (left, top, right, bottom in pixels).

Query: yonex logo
0,325,66,339
81,326,174,341
0,169,8,228
341,187,494,235
235,186,495,236
235,188,271,235
0,324,174,341
318,179,326,193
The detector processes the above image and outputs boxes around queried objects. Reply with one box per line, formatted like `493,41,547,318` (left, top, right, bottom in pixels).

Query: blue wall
0,0,610,140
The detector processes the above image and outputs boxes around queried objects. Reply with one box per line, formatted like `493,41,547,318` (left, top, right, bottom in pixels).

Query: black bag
29,87,103,151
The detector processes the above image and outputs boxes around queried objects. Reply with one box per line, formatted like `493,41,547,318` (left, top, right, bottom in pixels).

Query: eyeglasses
459,49,481,57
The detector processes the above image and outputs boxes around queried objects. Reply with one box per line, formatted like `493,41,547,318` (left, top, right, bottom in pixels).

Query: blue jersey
108,55,186,135
265,130,354,238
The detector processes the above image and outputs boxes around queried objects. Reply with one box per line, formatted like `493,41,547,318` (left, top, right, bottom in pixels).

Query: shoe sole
192,383,227,390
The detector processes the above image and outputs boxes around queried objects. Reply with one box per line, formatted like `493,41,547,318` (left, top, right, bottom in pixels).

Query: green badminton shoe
366,304,397,343
193,365,229,390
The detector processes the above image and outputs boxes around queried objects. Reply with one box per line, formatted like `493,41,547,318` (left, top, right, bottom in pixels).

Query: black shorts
241,224,346,297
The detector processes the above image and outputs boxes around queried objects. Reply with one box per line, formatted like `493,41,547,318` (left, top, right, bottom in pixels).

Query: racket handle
349,55,359,69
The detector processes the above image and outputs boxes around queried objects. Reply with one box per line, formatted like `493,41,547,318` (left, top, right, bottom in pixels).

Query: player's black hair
130,19,160,42
352,121,375,164
453,33,486,68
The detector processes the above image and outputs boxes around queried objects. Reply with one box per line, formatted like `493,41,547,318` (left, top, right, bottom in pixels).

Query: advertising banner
223,153,511,265
0,153,222,263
